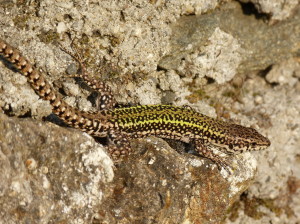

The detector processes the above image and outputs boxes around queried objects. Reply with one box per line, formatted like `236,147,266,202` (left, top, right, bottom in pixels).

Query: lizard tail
0,39,106,135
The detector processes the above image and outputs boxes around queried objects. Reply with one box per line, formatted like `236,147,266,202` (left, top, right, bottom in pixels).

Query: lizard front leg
194,139,232,173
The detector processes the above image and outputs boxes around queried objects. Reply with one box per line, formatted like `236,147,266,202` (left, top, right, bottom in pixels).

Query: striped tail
0,39,107,136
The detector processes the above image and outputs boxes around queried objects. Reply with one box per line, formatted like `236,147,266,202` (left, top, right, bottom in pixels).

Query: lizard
0,38,271,173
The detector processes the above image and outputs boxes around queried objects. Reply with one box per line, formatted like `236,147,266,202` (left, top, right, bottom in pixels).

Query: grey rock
159,2,300,83
0,113,114,223
0,112,258,223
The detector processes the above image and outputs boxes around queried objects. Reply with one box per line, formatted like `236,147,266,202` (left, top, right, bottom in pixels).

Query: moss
12,1,39,29
232,193,284,220
37,30,60,44
221,85,245,102
227,200,241,222
222,90,237,98
13,15,31,29
77,34,90,45
109,35,122,47
213,102,231,120
242,196,266,219
186,89,209,103
261,198,282,216
252,91,261,97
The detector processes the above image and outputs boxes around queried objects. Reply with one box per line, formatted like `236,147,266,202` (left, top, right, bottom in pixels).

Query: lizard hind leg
194,139,233,174
59,42,117,110
106,130,132,161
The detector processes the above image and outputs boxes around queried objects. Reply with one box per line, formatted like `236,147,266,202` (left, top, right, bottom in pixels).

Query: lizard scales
0,38,271,172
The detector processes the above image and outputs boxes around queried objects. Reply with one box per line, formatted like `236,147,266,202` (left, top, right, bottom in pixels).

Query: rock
240,0,299,22
0,113,258,223
1,0,300,223
0,113,114,223
159,2,300,82
265,57,300,86
99,137,259,224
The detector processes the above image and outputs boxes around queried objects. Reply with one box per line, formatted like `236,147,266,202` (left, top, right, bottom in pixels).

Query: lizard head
216,123,271,153
211,122,271,153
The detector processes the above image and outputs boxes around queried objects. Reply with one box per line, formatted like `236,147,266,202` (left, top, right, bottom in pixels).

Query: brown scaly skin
0,38,271,173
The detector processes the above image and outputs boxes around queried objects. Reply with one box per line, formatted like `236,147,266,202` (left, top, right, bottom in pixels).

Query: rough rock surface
226,58,300,224
240,0,300,22
159,2,300,84
0,112,257,223
0,0,300,223
0,113,114,223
